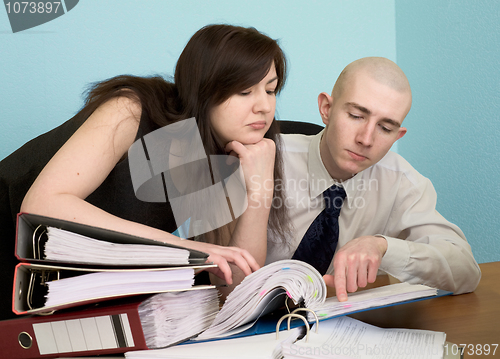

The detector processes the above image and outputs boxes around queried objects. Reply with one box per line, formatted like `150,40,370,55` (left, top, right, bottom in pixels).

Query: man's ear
318,92,333,125
396,127,407,140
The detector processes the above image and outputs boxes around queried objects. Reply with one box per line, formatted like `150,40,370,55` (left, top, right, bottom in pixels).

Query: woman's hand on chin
225,139,276,202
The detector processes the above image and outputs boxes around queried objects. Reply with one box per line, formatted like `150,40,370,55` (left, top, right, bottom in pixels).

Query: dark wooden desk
344,262,500,358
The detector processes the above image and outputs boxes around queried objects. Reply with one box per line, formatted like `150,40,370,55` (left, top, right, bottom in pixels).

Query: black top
0,111,177,319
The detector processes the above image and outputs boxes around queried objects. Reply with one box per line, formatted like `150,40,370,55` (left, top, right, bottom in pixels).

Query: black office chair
278,120,324,135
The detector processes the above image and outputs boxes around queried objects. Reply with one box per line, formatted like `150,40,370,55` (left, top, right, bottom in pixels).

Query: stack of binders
2,212,220,358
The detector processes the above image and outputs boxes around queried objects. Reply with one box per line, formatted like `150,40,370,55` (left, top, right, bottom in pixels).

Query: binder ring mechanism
28,225,59,315
276,308,319,343
27,269,59,315
33,224,46,260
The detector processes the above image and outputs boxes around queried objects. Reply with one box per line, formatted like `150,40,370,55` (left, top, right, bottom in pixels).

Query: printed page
310,283,438,320
282,316,446,359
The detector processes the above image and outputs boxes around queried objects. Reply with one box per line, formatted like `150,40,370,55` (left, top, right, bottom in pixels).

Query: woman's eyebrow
267,76,278,85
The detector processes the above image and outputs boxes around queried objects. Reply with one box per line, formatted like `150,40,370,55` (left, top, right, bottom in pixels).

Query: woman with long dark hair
17,24,290,289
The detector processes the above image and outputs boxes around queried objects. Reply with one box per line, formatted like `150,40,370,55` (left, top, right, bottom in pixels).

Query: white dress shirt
267,131,481,294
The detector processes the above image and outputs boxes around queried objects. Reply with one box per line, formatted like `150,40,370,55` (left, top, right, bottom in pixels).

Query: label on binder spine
32,313,134,355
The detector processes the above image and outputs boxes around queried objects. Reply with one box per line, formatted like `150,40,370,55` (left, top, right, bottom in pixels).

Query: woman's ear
318,92,333,125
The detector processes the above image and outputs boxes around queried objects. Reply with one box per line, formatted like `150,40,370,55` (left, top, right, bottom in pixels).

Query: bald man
267,57,481,301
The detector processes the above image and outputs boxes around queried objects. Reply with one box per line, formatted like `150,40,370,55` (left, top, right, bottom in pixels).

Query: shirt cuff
378,235,410,277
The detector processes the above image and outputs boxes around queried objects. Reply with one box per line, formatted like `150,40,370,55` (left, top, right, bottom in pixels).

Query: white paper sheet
282,316,446,359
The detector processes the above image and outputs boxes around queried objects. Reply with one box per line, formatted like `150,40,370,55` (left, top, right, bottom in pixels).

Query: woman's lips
248,121,266,130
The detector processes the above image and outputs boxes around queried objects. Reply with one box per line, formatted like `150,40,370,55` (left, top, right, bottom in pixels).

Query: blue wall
0,0,395,159
1,1,497,263
395,0,500,263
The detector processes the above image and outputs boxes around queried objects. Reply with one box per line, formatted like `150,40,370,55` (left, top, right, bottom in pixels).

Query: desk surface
348,262,500,357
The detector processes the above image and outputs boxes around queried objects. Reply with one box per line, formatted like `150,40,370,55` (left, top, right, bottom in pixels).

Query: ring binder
27,268,60,314
279,316,448,359
290,307,319,333
275,307,319,344
32,225,47,261
276,313,310,342
13,212,218,316
16,212,210,266
13,262,215,315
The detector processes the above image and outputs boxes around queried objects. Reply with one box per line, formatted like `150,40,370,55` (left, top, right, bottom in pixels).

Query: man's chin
341,163,371,179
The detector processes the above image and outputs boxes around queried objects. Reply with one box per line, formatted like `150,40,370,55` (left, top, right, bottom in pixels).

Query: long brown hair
80,24,290,244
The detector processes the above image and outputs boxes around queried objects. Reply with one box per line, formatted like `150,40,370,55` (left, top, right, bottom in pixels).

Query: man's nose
356,123,375,146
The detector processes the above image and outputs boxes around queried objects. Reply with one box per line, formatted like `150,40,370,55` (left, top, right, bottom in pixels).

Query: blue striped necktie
292,185,346,275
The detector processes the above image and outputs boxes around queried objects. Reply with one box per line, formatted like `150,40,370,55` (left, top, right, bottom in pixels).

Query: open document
282,316,446,359
194,260,444,341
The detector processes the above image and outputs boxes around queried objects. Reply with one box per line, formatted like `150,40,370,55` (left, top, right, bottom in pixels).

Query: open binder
12,262,215,315
278,312,447,359
12,213,216,315
15,212,209,266
190,259,450,342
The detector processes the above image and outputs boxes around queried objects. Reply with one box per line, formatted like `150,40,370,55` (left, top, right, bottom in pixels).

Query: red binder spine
0,300,148,358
